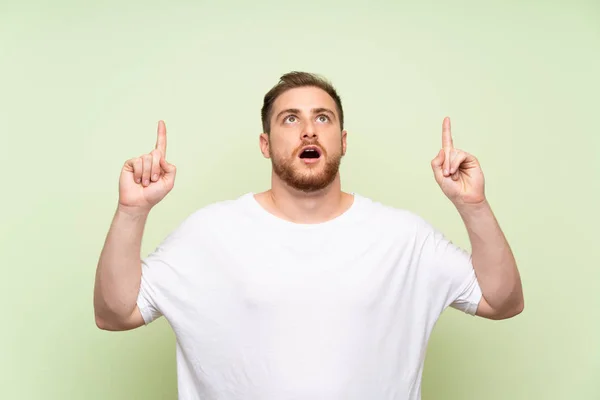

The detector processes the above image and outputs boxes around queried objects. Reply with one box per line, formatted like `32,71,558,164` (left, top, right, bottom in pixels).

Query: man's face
260,86,347,192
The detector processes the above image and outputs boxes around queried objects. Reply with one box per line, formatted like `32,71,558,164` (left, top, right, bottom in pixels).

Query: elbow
94,302,119,331
509,286,525,317
93,293,123,331
512,296,525,317
94,312,123,331
498,296,525,320
94,309,112,331
94,297,109,330
94,303,140,332
95,314,108,330
499,282,525,319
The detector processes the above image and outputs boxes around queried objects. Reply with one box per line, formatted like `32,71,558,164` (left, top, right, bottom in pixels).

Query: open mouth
298,146,322,159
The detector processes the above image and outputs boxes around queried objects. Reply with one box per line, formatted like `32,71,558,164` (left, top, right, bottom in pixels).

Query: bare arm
431,117,523,320
457,201,524,319
93,207,148,331
93,120,176,331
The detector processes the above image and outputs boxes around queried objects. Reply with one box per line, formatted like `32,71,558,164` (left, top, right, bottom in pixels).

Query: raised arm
93,120,176,330
430,117,524,320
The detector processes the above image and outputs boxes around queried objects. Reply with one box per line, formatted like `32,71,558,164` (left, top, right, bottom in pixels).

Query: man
94,71,524,399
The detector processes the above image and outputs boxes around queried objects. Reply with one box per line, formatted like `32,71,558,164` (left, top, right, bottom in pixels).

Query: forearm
457,200,524,313
94,206,148,322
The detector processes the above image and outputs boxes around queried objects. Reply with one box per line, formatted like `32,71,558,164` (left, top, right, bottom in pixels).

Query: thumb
431,149,445,183
160,157,177,176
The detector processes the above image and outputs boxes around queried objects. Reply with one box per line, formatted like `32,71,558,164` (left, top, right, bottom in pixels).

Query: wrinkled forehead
271,86,338,117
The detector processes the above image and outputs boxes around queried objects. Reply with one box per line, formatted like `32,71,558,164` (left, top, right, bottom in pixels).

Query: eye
317,114,330,123
284,115,297,124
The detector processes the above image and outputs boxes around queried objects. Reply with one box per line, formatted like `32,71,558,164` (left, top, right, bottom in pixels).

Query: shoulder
161,193,254,240
355,194,435,235
183,192,254,223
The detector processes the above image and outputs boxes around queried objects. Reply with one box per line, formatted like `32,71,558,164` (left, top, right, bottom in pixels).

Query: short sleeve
136,248,168,325
416,217,482,316
135,212,200,325
449,268,482,315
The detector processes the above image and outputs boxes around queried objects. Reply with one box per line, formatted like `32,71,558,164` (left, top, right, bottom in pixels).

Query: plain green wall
2,1,599,399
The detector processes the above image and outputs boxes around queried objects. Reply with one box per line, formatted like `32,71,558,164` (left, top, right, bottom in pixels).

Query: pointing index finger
442,116,454,150
155,120,167,157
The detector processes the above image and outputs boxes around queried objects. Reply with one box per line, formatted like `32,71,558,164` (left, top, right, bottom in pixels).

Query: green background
2,1,599,399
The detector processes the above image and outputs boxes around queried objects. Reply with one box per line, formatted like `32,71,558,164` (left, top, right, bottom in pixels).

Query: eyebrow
275,107,337,122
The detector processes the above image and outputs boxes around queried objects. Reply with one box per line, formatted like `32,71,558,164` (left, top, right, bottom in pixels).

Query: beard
271,141,342,193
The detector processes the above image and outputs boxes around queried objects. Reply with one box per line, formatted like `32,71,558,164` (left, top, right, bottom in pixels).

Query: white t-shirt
136,192,482,400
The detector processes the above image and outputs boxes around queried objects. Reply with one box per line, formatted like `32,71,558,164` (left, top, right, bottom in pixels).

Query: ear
341,129,348,156
259,133,271,158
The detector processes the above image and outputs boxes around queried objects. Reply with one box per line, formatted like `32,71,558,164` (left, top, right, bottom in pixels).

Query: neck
256,173,353,224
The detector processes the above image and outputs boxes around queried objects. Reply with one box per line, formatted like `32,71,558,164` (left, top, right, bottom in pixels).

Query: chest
187,225,422,316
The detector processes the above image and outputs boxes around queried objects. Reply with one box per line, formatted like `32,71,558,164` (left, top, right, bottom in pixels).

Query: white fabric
136,192,482,399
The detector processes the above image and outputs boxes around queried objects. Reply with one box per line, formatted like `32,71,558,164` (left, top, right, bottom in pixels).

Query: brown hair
261,71,344,134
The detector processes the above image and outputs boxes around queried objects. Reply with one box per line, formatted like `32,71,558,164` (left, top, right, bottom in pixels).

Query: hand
118,120,176,214
431,117,486,206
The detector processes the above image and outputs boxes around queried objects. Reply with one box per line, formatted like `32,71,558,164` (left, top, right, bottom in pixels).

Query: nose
302,121,317,139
